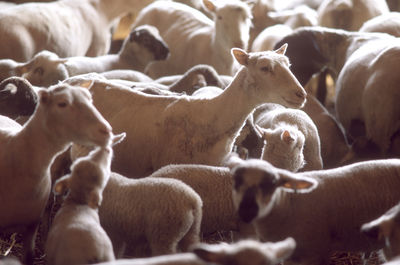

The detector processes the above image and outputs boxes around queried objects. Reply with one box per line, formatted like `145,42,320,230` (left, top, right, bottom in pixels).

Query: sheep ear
53,174,72,195
277,172,317,193
192,244,225,262
203,0,216,12
112,132,126,146
88,190,102,209
78,80,95,90
232,48,249,66
38,89,50,104
275,43,288,55
265,237,296,261
282,130,294,143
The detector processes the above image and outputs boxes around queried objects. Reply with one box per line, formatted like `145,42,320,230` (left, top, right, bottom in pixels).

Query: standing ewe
0,0,141,61
66,45,307,177
131,0,252,77
93,237,296,265
45,145,115,265
253,103,323,172
0,83,112,265
230,158,400,265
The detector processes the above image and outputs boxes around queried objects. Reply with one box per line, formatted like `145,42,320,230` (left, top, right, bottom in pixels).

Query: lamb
253,103,323,172
65,45,307,177
230,157,400,265
0,0,143,61
361,202,400,261
317,0,389,31
0,83,112,265
98,172,203,257
131,0,252,77
45,145,116,265
93,237,296,265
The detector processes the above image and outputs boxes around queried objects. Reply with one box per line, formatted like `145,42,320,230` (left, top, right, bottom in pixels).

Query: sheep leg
21,221,40,265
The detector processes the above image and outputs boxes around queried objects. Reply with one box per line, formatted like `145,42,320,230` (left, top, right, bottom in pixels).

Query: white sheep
360,12,400,37
131,0,252,77
361,202,400,262
253,103,323,172
98,172,203,258
0,0,141,61
65,45,307,177
0,83,112,265
230,157,400,265
45,145,116,265
317,0,389,31
251,24,294,52
93,237,296,265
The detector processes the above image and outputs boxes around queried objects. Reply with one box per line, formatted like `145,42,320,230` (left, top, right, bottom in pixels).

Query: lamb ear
266,237,296,261
277,171,317,193
112,132,126,146
53,174,72,195
282,130,294,143
78,80,95,90
275,43,288,55
232,48,249,66
203,0,216,12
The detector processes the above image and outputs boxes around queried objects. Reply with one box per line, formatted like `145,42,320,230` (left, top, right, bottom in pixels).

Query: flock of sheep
1,0,400,264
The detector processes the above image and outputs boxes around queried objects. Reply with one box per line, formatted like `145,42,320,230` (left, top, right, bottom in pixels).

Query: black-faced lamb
45,145,116,265
131,0,252,77
0,83,112,265
93,237,296,265
65,45,307,177
230,157,400,265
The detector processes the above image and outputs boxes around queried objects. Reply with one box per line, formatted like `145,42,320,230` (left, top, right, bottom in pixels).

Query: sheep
361,202,400,262
92,237,295,265
248,0,278,49
301,93,353,168
317,0,389,31
0,0,142,61
251,24,294,53
98,172,203,258
45,145,116,265
0,77,38,120
253,103,323,172
230,157,400,265
65,45,307,177
131,0,252,77
360,12,400,37
0,83,112,265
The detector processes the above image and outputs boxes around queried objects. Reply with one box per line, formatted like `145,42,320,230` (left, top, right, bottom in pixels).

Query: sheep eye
34,67,44,75
260,66,271,72
57,102,67,108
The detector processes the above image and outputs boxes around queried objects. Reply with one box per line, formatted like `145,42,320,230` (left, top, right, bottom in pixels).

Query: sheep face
38,84,112,147
20,50,68,87
128,25,169,61
259,126,306,172
205,0,252,50
232,45,307,109
361,204,400,261
193,237,296,265
231,159,317,223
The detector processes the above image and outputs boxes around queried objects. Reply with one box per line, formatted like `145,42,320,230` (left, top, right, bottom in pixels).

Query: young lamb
230,157,400,265
253,103,323,172
45,145,116,265
0,0,143,61
0,83,112,265
317,0,389,31
92,237,296,265
98,172,203,258
131,0,252,77
65,45,307,177
361,202,400,261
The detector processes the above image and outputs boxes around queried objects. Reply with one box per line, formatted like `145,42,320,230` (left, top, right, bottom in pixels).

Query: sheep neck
210,31,234,75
